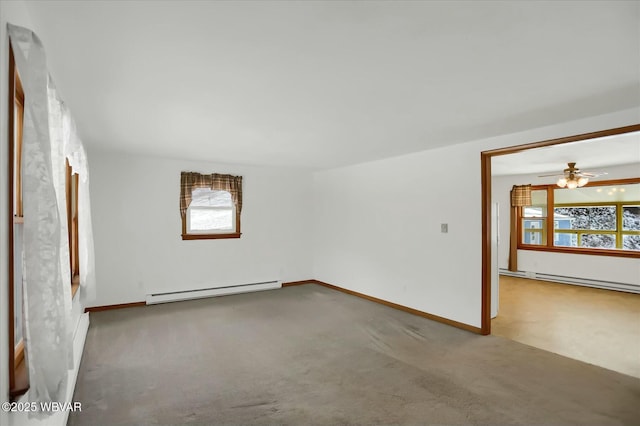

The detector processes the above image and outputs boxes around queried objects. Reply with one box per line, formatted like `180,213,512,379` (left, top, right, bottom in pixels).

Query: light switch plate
441,223,448,233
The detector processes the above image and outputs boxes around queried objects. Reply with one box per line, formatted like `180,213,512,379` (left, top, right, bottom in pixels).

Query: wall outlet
441,223,448,233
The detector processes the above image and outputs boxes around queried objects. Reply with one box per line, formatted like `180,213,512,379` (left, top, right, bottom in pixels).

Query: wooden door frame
480,123,640,335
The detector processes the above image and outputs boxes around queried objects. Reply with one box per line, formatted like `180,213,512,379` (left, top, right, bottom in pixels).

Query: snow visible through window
552,205,640,250
623,206,640,250
188,188,233,232
553,206,616,231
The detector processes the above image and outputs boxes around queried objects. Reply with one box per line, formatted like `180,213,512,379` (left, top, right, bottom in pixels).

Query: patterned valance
180,172,243,217
510,184,532,207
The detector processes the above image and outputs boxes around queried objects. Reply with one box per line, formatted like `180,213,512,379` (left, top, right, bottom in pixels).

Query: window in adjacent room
521,189,547,246
517,178,640,256
180,172,243,240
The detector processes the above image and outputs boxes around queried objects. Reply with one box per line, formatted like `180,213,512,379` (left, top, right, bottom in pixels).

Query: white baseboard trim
146,280,281,305
9,313,89,426
499,269,640,294
62,313,89,426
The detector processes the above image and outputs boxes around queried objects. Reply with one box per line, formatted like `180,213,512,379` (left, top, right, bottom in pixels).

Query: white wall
87,149,313,307
313,108,640,328
492,163,640,286
313,142,483,327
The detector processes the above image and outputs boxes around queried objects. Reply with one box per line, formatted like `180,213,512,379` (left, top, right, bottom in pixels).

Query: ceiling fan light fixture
542,162,605,190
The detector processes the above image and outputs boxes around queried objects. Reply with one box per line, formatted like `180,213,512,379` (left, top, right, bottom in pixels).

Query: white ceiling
492,130,640,176
25,1,640,170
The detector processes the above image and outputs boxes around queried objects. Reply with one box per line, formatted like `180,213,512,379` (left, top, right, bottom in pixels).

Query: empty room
490,134,640,379
1,1,639,426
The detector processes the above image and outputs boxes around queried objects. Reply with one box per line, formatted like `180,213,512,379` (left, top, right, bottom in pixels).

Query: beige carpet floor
70,284,640,425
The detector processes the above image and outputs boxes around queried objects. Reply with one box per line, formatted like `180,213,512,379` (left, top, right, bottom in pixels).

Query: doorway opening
480,123,640,335
480,123,640,377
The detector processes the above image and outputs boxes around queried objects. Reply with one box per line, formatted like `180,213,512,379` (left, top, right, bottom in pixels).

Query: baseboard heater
499,269,639,294
146,280,281,305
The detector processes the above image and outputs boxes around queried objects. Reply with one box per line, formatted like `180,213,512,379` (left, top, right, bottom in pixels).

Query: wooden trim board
283,279,482,334
84,281,481,334
85,301,146,313
281,280,316,287
8,44,30,399
85,282,315,312
7,41,17,397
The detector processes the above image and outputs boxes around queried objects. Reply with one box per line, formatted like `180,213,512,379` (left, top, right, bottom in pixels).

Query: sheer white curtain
48,82,97,305
63,96,97,306
8,23,97,405
47,81,74,373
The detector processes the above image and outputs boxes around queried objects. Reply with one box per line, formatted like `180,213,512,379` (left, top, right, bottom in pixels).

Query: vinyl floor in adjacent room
492,276,640,378
70,284,640,426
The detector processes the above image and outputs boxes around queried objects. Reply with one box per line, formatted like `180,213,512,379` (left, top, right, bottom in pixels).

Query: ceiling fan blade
538,162,610,179
537,173,563,177
580,171,608,178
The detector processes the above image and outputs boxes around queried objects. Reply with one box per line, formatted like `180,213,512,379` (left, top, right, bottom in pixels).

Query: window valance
180,172,243,217
510,184,532,207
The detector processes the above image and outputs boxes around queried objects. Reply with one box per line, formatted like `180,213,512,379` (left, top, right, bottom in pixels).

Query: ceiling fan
538,162,607,189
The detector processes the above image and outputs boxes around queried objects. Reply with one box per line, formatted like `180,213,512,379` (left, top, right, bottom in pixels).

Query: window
8,45,29,398
187,188,236,234
521,190,547,246
180,172,243,240
517,179,640,257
